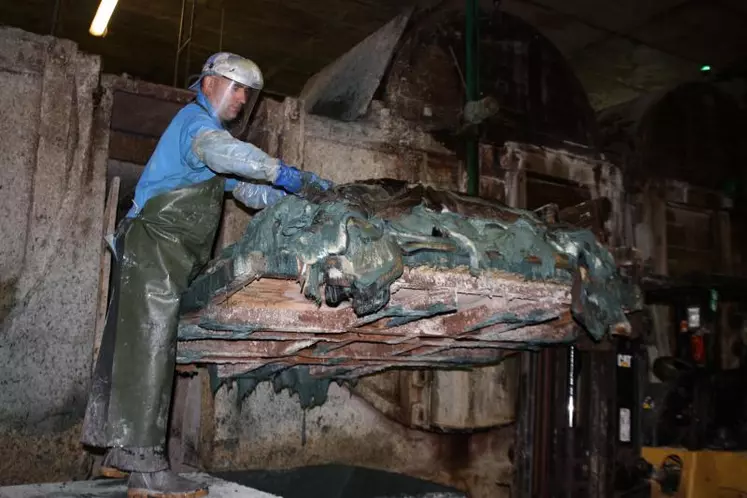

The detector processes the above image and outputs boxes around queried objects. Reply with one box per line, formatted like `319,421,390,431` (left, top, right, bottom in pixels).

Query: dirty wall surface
210,382,514,498
0,28,107,484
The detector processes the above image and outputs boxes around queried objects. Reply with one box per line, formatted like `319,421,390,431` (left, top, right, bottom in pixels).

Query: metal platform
0,474,278,498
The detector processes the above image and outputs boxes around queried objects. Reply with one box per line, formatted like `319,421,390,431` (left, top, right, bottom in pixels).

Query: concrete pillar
0,27,106,485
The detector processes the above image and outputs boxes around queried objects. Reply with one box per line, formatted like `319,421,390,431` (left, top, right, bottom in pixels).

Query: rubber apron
82,176,224,471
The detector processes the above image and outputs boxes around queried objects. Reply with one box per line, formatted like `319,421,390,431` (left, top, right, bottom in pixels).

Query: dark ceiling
0,0,407,96
1,0,746,109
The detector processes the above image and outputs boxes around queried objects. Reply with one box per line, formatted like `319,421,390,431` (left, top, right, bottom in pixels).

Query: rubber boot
99,450,129,479
127,470,209,498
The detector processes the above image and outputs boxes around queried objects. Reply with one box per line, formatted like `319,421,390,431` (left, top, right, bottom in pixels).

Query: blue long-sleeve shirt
127,90,284,218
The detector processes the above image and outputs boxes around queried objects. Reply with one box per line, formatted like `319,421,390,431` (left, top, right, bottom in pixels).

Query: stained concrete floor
0,466,466,498
214,465,466,498
0,473,278,498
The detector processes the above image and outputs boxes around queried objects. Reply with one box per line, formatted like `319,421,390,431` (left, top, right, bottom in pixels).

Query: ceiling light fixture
89,0,119,37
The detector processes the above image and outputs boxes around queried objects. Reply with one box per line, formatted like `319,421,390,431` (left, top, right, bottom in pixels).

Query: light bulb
89,0,119,37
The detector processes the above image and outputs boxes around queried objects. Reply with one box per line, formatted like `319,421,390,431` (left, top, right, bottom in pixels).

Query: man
81,52,332,498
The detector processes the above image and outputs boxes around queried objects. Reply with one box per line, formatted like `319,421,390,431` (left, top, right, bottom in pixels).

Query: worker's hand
233,181,287,209
274,162,334,194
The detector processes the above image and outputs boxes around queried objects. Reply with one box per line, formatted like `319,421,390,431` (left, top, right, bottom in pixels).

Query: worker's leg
81,219,130,461
105,211,205,469
82,214,176,473
82,178,223,496
101,236,209,495
111,179,223,497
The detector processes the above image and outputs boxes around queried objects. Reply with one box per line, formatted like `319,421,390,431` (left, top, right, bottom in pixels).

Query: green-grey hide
181,180,641,408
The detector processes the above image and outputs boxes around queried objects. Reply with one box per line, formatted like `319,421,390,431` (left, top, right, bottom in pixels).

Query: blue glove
274,162,334,194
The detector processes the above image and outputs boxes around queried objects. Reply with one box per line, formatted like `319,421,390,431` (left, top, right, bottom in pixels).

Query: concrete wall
210,381,514,497
0,28,107,484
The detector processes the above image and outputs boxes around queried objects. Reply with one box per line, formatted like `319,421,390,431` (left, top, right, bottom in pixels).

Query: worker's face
203,75,251,122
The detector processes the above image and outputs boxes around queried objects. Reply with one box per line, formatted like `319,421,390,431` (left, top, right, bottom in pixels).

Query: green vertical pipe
465,0,479,196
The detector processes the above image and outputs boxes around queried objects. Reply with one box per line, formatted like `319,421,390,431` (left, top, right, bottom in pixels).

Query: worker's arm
190,128,334,193
192,129,279,183
232,181,286,209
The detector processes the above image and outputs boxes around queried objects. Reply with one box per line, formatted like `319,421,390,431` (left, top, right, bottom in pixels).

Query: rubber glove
232,182,286,209
192,129,279,182
273,162,334,194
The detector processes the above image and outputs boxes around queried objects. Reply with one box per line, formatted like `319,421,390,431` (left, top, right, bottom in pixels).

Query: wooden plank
110,91,184,137
226,278,319,311
526,175,591,211
558,198,609,234
393,266,570,302
108,131,158,165
177,340,513,366
667,248,718,276
501,141,602,189
104,75,194,104
183,283,462,336
92,176,120,371
177,265,576,374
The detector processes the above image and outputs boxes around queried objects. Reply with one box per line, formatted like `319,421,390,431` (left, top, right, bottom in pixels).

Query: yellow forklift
639,276,747,498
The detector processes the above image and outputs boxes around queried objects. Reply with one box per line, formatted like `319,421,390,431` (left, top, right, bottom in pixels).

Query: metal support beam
465,0,480,197
50,0,61,36
174,0,197,88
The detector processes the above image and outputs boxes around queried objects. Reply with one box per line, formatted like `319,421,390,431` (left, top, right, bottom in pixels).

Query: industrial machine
639,277,747,497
